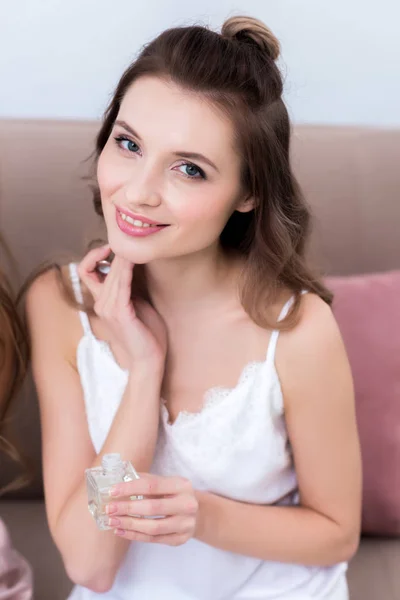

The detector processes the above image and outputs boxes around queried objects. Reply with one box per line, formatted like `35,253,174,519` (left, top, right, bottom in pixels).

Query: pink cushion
327,271,400,536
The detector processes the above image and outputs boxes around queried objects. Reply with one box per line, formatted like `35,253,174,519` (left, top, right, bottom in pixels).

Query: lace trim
161,360,265,428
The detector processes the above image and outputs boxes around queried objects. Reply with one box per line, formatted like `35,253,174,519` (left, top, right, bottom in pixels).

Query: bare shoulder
277,292,352,408
286,292,341,350
25,265,82,360
26,265,73,322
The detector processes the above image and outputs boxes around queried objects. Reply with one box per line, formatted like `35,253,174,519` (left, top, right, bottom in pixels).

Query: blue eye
114,136,140,154
177,163,205,179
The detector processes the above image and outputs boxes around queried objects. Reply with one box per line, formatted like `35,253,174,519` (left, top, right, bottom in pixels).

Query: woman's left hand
105,474,199,546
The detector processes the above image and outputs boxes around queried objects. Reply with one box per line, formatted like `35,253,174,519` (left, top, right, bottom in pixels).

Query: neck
144,244,241,319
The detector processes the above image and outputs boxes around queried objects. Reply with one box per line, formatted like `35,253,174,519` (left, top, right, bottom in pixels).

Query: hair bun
221,15,280,61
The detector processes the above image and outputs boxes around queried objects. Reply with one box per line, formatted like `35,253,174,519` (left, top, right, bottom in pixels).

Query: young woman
27,15,361,600
0,236,32,599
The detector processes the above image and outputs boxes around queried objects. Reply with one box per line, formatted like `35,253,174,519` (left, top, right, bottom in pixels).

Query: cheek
177,186,237,229
97,148,128,200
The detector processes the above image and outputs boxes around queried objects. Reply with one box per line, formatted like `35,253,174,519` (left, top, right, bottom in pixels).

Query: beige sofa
0,120,399,599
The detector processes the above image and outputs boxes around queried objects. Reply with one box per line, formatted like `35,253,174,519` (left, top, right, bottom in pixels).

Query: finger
78,245,111,298
109,515,192,537
113,529,187,546
95,257,135,320
95,252,132,291
110,257,134,307
106,494,198,518
79,245,111,274
109,475,192,499
96,255,125,309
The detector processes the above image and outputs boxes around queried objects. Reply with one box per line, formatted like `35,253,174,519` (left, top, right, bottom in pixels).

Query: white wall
1,0,399,126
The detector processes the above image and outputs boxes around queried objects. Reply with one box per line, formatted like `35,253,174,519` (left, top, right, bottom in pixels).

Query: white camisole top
67,263,348,600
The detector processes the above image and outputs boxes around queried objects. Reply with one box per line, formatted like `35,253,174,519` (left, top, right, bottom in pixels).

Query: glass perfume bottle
86,453,143,530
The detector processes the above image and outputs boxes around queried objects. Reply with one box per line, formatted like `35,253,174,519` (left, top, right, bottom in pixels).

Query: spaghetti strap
266,291,308,365
68,263,92,336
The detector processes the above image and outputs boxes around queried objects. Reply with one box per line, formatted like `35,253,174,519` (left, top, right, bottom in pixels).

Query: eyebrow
115,120,142,140
114,119,219,173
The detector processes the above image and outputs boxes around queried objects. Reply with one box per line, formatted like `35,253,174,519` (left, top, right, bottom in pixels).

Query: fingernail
109,487,119,497
108,517,120,527
106,503,117,515
114,528,125,536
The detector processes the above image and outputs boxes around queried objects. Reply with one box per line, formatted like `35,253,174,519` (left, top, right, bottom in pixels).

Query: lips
115,207,168,238
120,213,158,228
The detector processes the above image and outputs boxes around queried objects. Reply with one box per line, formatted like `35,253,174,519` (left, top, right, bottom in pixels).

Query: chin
107,232,159,264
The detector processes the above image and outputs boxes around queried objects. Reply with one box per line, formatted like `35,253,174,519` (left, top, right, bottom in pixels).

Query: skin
26,76,362,592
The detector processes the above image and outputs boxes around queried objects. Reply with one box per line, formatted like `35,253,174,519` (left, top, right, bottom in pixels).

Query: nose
123,169,162,209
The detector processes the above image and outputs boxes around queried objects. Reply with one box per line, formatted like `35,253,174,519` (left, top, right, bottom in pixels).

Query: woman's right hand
78,245,167,372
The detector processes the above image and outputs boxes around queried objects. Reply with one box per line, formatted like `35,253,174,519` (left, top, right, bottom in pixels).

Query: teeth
121,213,154,228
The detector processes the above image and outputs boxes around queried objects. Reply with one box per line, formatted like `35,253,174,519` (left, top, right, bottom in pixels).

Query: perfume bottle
86,453,143,530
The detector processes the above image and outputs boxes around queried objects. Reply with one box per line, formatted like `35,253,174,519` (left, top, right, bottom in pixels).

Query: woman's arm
194,294,362,565
26,264,163,592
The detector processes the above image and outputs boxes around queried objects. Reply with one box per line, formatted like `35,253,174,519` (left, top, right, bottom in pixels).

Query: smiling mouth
115,209,169,237
117,208,167,228
119,213,165,228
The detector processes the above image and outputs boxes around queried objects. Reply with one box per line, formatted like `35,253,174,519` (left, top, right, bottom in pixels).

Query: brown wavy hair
0,235,30,495
89,15,332,327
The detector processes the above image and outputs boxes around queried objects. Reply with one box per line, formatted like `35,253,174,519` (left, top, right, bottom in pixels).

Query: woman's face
97,76,253,264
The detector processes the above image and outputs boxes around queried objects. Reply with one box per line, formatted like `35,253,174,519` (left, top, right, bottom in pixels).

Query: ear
235,194,256,213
